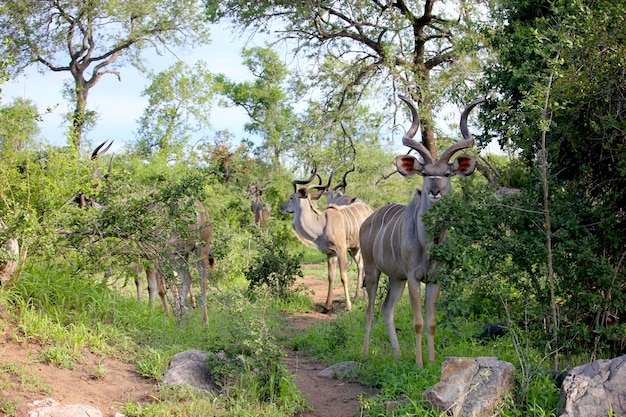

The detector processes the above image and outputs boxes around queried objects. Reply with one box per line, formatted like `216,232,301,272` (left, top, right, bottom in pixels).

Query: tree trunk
70,78,89,151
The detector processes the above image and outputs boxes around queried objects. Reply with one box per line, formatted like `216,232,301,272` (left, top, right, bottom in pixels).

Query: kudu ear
396,155,424,177
451,154,476,177
308,186,326,201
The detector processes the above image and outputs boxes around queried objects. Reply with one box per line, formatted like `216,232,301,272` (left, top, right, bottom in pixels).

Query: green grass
0,262,568,416
0,264,308,416
0,360,51,416
291,295,562,416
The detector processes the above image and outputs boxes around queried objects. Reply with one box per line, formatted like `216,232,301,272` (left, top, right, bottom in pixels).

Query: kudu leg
362,267,381,358
337,252,352,311
406,277,424,368
196,257,209,325
425,282,441,364
383,278,406,358
134,263,143,301
349,249,363,300
145,267,159,308
154,269,170,314
323,254,338,313
179,269,194,309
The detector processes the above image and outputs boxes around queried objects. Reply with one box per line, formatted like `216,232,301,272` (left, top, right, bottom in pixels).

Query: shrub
245,228,303,299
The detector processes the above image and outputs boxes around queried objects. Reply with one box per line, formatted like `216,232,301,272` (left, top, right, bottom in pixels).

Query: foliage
426,181,625,363
208,0,486,156
245,225,303,299
471,0,626,367
0,97,41,153
213,46,297,166
481,0,625,261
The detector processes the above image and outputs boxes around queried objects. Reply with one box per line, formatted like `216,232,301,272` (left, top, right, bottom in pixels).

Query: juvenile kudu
280,167,373,312
157,201,215,324
84,142,215,324
360,94,483,367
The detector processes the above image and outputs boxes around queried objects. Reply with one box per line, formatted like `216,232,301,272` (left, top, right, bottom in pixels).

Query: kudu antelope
280,167,373,312
324,166,363,206
247,183,271,228
170,200,215,324
135,201,215,324
133,201,215,325
84,142,215,324
360,94,483,367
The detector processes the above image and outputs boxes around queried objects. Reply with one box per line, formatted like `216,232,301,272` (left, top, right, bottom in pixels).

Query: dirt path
0,273,374,417
282,274,376,417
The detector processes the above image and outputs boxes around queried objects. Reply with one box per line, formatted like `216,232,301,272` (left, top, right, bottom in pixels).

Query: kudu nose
429,188,442,201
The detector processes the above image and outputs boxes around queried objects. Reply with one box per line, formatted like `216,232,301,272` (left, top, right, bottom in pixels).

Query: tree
446,0,626,364
208,0,484,157
0,0,211,150
134,60,214,159
0,97,41,154
214,46,297,166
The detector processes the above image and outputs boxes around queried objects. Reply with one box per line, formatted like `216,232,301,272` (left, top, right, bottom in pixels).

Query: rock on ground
162,349,219,392
423,356,516,417
559,354,626,417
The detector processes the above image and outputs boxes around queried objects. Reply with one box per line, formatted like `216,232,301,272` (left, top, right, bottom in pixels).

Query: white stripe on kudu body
360,94,483,367
281,169,374,312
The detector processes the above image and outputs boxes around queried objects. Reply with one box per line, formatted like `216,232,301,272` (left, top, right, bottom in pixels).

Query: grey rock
27,403,103,417
317,361,360,379
423,356,516,417
162,349,219,392
559,354,626,417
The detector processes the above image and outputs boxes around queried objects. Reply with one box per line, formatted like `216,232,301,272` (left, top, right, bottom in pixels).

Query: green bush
245,227,303,299
426,180,625,362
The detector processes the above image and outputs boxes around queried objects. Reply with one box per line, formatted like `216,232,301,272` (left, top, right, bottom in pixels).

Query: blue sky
1,24,260,152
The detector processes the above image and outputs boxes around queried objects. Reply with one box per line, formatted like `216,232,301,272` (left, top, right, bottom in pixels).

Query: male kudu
324,166,364,206
360,94,483,367
280,167,373,312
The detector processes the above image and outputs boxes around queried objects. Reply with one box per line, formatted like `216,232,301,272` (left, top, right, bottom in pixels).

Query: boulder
423,356,515,417
317,361,360,379
559,354,626,417
162,349,219,392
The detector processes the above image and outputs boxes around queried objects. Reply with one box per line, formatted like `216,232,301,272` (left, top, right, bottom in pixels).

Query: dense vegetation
0,0,624,416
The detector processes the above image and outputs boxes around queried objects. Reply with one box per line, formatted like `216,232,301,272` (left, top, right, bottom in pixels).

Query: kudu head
247,181,269,201
280,164,328,214
74,139,114,209
395,94,482,203
325,165,358,205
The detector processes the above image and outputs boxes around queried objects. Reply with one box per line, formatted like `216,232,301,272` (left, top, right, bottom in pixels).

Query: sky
1,23,260,153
